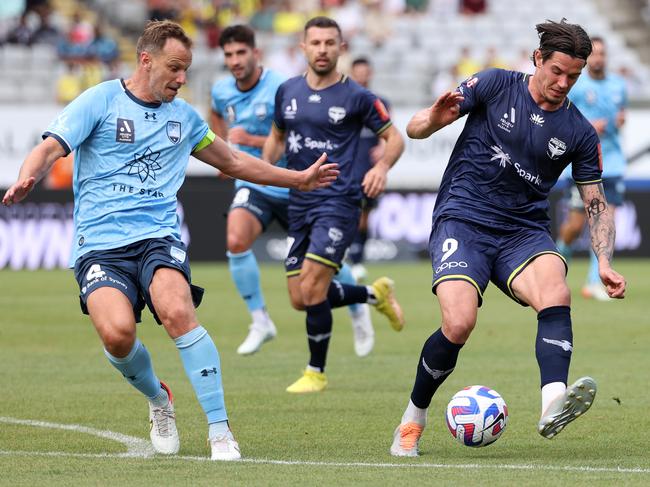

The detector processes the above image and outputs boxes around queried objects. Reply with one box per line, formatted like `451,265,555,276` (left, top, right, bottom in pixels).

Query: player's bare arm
227,126,268,148
2,137,66,206
406,91,464,139
578,182,626,298
195,134,338,191
208,111,232,179
261,124,286,165
362,125,404,199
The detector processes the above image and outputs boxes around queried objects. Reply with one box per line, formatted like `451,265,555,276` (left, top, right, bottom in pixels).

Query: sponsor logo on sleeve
374,99,390,122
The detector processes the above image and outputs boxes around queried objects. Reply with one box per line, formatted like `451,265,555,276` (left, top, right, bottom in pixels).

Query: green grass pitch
1,260,649,486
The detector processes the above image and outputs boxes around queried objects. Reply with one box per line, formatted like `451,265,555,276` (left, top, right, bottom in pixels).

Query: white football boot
149,382,180,454
209,431,242,461
237,321,277,355
538,376,597,439
350,304,375,357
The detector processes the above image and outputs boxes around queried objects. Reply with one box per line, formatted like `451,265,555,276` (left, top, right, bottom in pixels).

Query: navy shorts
429,218,566,307
285,202,361,276
566,176,625,210
73,236,204,324
230,186,289,231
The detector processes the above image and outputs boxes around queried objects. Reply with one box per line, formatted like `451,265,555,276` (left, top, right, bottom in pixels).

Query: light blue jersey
211,68,288,199
570,72,627,178
44,79,211,266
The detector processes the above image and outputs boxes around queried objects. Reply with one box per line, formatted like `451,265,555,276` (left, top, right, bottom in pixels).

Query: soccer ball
446,385,508,447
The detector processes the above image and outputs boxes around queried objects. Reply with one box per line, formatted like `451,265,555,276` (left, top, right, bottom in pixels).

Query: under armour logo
145,112,157,120
200,367,218,377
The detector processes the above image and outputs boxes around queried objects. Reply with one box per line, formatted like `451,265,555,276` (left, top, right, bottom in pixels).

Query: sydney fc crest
166,121,181,144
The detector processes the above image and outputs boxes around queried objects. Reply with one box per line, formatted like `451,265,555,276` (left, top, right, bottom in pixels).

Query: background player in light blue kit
556,36,628,301
2,20,338,461
390,20,626,457
210,25,289,355
263,17,406,393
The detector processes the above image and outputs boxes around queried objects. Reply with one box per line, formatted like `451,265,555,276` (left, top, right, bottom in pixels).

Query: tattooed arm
577,182,626,298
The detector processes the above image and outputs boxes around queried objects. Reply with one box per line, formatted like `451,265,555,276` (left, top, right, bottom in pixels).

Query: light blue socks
105,339,166,403
175,326,228,425
228,250,265,312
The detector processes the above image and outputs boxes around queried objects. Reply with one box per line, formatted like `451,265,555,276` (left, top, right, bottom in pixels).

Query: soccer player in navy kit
390,20,626,456
2,20,338,461
263,17,406,393
211,25,372,356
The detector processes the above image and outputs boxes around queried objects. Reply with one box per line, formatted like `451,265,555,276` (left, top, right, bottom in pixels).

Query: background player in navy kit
210,25,289,355
263,16,406,393
344,56,392,356
390,20,626,457
347,56,390,284
2,20,338,461
211,25,373,357
555,36,628,301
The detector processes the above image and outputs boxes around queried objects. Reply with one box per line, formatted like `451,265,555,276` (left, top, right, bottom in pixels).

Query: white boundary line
1,417,649,475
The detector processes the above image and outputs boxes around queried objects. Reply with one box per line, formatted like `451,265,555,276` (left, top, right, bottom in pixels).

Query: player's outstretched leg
104,339,179,454
371,277,405,331
228,250,277,354
391,329,464,456
175,326,241,460
538,376,597,439
337,263,374,357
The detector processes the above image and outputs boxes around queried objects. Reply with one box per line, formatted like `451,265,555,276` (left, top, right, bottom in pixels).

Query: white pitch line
0,416,154,458
0,417,649,475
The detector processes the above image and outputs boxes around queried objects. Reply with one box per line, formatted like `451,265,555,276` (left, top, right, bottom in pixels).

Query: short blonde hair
136,20,192,62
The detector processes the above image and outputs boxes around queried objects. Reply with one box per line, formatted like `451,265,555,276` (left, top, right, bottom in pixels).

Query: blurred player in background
211,25,373,357
344,56,393,356
555,36,627,301
210,25,288,355
2,20,337,461
347,56,390,283
390,20,626,457
263,17,405,393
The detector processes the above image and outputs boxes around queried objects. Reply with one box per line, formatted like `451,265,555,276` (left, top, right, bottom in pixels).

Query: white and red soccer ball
446,385,508,447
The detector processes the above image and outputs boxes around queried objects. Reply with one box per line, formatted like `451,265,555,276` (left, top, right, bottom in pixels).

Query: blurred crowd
0,0,646,104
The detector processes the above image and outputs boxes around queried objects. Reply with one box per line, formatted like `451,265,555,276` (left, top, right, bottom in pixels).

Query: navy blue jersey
273,75,392,207
434,69,602,232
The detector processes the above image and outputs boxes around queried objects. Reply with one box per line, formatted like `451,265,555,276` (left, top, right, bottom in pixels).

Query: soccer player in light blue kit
389,20,626,457
556,36,627,301
211,25,373,356
2,20,338,461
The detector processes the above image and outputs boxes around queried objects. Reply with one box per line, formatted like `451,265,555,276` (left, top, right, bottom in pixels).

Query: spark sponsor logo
490,145,541,186
287,131,338,153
